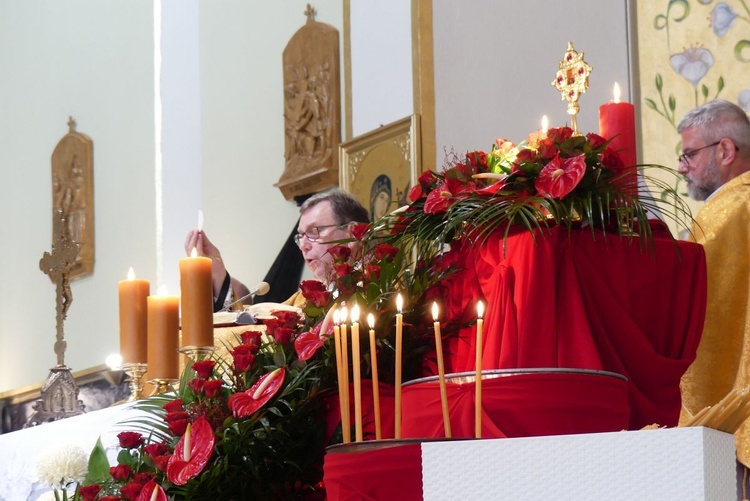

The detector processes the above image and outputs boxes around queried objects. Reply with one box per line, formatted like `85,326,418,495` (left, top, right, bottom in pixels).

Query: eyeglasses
678,141,721,166
293,224,342,246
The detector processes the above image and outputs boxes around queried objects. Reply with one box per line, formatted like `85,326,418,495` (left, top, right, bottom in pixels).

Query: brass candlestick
148,378,178,395
122,362,148,401
179,345,216,363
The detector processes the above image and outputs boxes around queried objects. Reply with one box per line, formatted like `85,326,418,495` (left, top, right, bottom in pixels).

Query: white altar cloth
0,402,146,501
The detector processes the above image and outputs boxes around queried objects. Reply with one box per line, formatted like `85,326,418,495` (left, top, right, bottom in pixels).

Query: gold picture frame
339,115,421,221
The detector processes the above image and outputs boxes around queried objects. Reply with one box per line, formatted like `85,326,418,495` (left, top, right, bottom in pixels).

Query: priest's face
678,127,723,201
296,200,353,282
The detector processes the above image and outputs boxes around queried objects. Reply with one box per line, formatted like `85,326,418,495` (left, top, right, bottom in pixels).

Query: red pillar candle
599,83,637,195
147,289,180,380
179,249,214,347
118,267,150,364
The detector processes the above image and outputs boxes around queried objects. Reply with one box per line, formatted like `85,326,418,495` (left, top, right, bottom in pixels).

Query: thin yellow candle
432,301,451,438
332,309,347,442
368,313,382,440
118,267,150,364
351,304,363,442
395,293,404,439
340,306,351,443
475,300,485,439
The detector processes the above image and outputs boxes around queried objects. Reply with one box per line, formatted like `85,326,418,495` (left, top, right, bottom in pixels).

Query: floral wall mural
637,0,750,233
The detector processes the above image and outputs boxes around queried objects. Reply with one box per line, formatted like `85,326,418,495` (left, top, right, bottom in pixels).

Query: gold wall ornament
51,116,94,280
275,4,342,200
551,42,593,134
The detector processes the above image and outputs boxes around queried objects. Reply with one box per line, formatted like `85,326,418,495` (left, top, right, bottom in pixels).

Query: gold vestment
680,171,750,465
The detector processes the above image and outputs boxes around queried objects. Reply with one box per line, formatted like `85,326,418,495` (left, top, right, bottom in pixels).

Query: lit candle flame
340,306,349,324
367,313,375,329
477,300,485,319
157,284,169,296
613,82,621,104
127,267,136,280
541,115,549,133
396,293,403,313
432,302,439,322
351,304,361,323
333,308,341,325
190,247,198,258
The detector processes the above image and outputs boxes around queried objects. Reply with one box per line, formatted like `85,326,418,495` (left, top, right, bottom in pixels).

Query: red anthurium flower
166,416,215,486
117,431,145,449
475,178,508,196
135,481,168,501
78,484,101,501
228,367,285,418
535,154,587,199
294,331,326,361
191,360,215,379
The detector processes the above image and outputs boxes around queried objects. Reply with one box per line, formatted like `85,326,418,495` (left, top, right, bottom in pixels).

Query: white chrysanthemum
35,442,88,487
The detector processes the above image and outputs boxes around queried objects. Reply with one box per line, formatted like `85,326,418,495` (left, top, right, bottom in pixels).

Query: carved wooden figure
275,4,341,200
51,116,94,279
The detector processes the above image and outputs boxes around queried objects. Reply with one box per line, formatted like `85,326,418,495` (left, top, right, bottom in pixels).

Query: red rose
327,245,352,263
234,351,256,373
133,473,154,485
373,243,399,261
535,154,587,199
417,169,439,189
547,126,574,143
110,464,133,481
203,379,223,398
165,410,189,422
168,418,189,436
162,398,183,413
240,330,263,347
152,454,171,472
586,132,607,149
191,360,215,379
272,310,302,327
333,262,352,277
188,378,205,394
273,327,295,344
601,147,625,174
299,279,327,293
466,150,488,168
117,431,145,449
306,289,331,308
144,442,170,458
408,183,424,202
514,147,536,165
78,484,101,501
365,264,381,281
537,137,558,159
120,481,143,500
350,223,370,240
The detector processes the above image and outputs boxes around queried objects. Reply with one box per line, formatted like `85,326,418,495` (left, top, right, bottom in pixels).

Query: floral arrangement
67,226,444,500
35,443,89,500
374,126,691,262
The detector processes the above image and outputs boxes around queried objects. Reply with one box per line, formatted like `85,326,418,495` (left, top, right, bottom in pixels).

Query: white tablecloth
0,402,146,501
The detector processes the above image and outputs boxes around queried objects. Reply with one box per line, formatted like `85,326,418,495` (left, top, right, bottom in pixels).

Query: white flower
670,45,714,88
35,442,88,488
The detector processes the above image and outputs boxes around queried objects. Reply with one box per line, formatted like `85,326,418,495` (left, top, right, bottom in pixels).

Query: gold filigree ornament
551,42,593,135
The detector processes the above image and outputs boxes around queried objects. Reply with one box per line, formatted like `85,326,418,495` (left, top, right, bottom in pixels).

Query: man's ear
719,138,738,165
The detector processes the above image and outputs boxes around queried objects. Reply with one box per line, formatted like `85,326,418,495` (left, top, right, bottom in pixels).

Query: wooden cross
305,3,316,23
39,209,80,367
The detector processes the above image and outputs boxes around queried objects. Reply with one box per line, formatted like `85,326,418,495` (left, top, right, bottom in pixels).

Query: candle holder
148,378,178,395
179,345,216,363
122,362,148,401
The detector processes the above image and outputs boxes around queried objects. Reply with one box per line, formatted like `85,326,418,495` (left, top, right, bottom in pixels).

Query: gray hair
299,188,370,224
678,99,750,152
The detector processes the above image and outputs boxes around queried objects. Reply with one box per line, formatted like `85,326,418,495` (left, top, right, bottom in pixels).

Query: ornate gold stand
122,363,148,401
179,345,216,363
148,378,178,395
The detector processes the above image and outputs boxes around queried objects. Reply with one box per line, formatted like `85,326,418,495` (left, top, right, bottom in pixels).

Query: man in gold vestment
677,99,750,467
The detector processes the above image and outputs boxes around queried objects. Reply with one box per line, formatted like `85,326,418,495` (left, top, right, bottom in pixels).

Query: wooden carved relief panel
275,5,341,200
50,117,94,280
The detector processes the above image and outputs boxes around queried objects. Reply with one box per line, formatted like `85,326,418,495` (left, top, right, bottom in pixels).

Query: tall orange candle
340,306,351,443
599,82,637,195
147,287,180,380
432,301,451,438
395,293,404,439
118,267,150,364
350,305,363,442
368,313,382,440
179,248,214,347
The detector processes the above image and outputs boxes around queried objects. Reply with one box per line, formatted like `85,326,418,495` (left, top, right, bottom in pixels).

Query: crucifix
551,42,593,135
39,208,80,367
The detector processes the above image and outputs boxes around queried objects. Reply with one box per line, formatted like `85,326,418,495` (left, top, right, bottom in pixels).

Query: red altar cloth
436,224,707,429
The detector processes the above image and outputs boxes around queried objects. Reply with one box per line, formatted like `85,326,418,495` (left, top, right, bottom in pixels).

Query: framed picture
339,115,421,221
